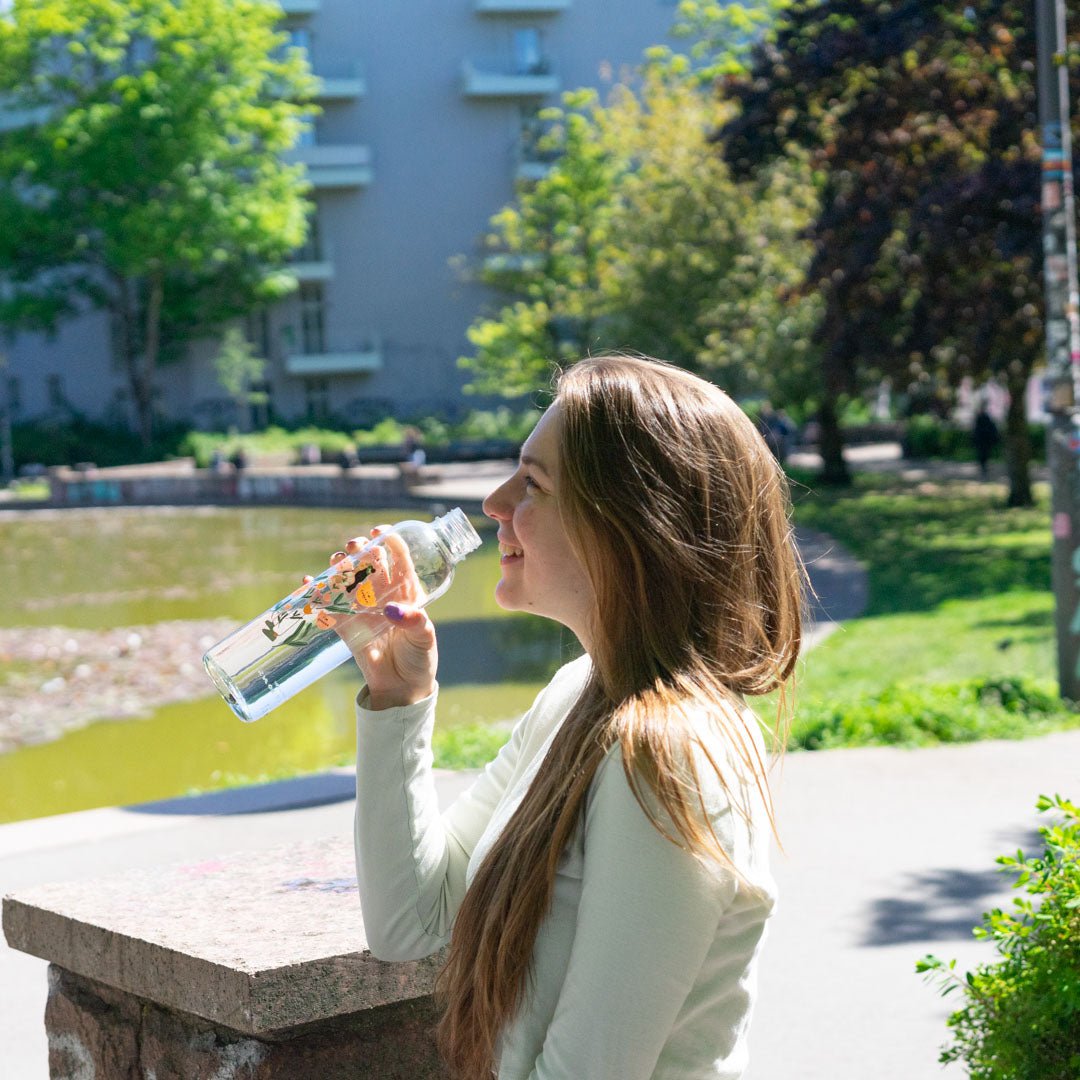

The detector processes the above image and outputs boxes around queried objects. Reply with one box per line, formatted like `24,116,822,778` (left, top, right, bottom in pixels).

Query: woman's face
482,403,595,649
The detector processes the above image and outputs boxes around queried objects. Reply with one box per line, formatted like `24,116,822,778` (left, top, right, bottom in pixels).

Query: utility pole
1038,0,1080,699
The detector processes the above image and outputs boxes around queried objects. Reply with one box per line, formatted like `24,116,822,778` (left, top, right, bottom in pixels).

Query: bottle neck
433,508,482,564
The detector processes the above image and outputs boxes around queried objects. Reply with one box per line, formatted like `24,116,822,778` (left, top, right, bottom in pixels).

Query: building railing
461,59,560,98
282,143,374,188
313,62,367,101
284,341,383,376
474,0,570,11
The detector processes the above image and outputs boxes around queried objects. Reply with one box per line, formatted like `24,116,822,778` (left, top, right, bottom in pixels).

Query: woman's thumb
384,603,435,645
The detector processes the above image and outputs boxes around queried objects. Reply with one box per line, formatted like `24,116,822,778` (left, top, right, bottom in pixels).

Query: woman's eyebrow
519,452,552,476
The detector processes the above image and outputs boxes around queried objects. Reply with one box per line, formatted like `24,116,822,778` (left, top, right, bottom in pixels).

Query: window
513,28,544,75
299,282,326,354
5,375,19,415
295,204,322,262
296,118,318,148
246,307,273,360
46,373,65,408
304,378,331,422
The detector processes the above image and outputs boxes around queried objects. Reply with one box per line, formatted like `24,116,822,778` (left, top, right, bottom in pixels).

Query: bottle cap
434,507,482,562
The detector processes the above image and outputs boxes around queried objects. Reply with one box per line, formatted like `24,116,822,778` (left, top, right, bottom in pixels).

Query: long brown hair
436,355,804,1078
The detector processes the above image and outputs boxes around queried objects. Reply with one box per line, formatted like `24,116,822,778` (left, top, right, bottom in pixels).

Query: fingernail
384,603,405,622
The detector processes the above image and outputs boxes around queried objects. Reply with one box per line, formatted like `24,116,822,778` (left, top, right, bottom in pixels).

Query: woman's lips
498,541,524,563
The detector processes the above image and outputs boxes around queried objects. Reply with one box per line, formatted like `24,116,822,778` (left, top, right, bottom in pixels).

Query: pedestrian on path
335,355,804,1079
972,405,1000,478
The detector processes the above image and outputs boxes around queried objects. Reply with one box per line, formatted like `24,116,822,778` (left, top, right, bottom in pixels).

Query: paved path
0,452,1067,1079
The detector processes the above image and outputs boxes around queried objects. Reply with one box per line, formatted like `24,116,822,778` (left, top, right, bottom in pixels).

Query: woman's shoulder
531,652,593,718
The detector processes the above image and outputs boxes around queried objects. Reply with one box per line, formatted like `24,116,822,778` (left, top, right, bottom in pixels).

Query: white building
4,0,682,429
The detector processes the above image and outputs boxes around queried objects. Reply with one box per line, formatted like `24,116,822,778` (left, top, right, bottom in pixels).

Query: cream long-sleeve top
354,655,777,1080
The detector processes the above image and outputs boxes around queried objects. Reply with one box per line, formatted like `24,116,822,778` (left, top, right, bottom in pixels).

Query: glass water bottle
203,508,482,722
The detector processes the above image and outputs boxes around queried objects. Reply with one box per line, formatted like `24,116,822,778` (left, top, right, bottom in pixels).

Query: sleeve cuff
356,683,439,722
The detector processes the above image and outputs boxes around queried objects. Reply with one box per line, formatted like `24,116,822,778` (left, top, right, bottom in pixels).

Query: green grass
771,473,1080,750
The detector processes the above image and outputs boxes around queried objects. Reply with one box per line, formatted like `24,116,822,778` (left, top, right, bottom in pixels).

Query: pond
0,506,576,823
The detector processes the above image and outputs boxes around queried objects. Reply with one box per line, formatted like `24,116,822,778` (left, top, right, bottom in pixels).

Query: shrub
13,416,187,468
789,677,1076,751
917,794,1080,1079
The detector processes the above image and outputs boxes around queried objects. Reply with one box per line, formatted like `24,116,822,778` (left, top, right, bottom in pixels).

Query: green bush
917,794,1080,1079
13,417,187,468
175,408,539,466
351,418,408,448
790,677,1076,751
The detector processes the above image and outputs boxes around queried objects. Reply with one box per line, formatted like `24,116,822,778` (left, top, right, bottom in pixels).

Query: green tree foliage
706,0,1080,502
213,326,267,433
0,0,317,446
459,57,820,404
918,794,1080,1078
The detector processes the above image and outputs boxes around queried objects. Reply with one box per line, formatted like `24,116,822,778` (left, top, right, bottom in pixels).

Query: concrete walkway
0,451,1067,1079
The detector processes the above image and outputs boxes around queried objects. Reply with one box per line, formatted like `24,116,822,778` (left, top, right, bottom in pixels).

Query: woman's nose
482,476,513,521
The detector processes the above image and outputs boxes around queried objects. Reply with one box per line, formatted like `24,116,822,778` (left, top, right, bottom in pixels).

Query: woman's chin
493,582,519,612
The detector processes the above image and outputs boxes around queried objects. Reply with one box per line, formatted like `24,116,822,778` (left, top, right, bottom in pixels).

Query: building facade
4,0,682,430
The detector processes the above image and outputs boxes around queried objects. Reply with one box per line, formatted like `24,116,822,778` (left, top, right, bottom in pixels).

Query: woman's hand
307,526,438,711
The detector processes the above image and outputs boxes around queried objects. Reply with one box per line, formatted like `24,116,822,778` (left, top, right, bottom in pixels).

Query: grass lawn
775,472,1080,749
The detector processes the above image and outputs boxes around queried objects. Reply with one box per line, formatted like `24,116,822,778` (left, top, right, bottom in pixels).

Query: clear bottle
203,508,482,722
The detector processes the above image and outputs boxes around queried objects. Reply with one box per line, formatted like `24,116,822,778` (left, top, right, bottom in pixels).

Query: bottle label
262,552,385,648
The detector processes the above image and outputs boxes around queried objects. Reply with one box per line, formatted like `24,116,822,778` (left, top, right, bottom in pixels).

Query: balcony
313,63,367,102
277,0,320,14
475,0,570,11
289,230,334,280
283,143,373,189
285,343,383,377
289,256,334,282
461,60,559,99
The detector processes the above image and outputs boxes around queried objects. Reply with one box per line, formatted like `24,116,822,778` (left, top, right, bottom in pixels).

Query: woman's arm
353,688,530,961
525,750,745,1080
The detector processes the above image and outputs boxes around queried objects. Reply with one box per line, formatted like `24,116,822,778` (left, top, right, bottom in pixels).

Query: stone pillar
3,836,449,1079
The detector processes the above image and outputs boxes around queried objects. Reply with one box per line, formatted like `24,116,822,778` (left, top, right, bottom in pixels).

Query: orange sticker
354,578,377,608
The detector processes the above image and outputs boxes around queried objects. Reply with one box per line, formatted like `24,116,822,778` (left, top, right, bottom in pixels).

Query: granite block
4,836,444,1036
47,965,448,1079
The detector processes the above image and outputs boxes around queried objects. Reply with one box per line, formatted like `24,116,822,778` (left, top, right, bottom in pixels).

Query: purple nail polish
384,603,405,622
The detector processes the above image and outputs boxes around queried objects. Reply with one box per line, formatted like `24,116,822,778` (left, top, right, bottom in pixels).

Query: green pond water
0,506,574,823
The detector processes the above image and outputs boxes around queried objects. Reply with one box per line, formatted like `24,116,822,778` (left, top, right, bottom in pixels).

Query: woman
344,356,803,1079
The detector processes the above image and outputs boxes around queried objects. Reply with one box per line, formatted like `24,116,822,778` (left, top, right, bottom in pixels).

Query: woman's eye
523,474,538,492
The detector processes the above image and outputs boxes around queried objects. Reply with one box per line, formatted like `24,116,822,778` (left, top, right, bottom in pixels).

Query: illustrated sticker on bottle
262,553,386,647
346,560,378,608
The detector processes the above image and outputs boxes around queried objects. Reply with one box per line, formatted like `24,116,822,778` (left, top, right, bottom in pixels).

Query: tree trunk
1003,364,1033,508
817,392,851,485
137,271,164,450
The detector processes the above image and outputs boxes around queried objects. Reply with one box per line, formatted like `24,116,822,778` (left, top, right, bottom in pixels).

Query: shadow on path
859,827,1043,947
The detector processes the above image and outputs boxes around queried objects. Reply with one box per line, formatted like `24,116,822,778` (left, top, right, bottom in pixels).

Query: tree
213,326,267,433
459,58,820,408
701,0,1080,503
0,0,317,446
458,87,625,398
